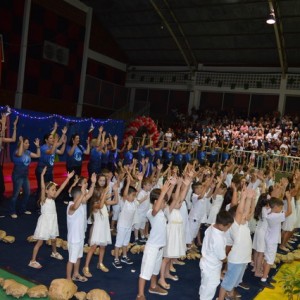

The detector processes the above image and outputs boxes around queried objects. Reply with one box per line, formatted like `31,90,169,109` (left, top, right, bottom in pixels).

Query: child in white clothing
113,177,138,268
261,183,292,289
136,179,173,300
29,167,74,269
134,178,152,243
83,179,119,276
199,211,234,300
188,179,211,245
66,173,96,282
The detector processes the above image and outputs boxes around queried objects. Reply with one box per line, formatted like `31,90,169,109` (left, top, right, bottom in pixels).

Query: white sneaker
11,214,18,219
24,211,32,215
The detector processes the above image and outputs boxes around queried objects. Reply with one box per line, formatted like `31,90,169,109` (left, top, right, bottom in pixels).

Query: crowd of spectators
160,108,300,158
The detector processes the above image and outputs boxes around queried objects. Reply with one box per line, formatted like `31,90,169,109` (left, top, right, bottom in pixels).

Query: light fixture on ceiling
266,11,276,24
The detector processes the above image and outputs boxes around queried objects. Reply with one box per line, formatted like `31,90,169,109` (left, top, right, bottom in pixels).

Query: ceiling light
266,12,276,24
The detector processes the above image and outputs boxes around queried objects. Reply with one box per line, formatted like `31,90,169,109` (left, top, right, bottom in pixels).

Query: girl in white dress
252,193,269,277
207,177,227,224
280,183,297,252
29,167,74,269
159,176,190,290
83,175,119,276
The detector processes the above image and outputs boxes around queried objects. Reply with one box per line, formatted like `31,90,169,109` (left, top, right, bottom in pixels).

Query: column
14,0,31,109
76,7,92,117
278,77,287,115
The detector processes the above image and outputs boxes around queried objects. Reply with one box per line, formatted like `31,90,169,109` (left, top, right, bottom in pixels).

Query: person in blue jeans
66,133,90,176
10,136,41,218
0,114,18,212
35,126,67,202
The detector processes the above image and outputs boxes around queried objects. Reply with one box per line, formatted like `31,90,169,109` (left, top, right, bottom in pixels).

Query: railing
131,138,300,173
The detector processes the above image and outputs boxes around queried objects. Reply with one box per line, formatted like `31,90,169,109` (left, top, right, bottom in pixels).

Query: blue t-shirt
174,153,183,165
164,150,173,162
154,149,163,161
209,148,218,162
13,150,31,175
89,147,102,166
66,145,85,168
184,152,191,163
123,150,133,165
145,148,155,163
37,144,56,170
101,149,110,164
197,150,206,162
137,147,146,162
109,149,118,163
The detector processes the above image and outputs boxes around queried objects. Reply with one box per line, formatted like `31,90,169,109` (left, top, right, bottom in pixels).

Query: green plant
279,264,300,300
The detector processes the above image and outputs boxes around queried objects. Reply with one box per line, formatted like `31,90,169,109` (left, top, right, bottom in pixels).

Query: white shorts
115,227,131,247
68,241,84,264
134,220,147,230
112,204,121,221
140,244,163,280
189,218,201,239
199,260,221,300
264,242,277,265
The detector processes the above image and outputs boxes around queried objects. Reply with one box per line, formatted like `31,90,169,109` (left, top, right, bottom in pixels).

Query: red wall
0,0,127,118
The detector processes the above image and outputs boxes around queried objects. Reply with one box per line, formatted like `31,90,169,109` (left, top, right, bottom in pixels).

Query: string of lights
0,106,123,124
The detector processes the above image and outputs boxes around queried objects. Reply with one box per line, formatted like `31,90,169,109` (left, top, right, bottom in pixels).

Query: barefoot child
29,167,74,268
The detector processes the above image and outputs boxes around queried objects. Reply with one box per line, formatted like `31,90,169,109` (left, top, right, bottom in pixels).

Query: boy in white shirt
261,186,292,289
188,181,210,245
134,178,152,243
66,173,96,281
136,178,178,300
199,211,234,300
113,178,138,268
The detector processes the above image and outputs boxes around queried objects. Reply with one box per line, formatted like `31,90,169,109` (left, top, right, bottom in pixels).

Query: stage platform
2,161,89,197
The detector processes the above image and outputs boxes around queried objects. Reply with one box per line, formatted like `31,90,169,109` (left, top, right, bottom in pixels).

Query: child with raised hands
159,173,193,289
199,210,234,300
83,181,119,276
218,187,256,300
29,167,75,269
136,178,174,300
66,173,96,282
112,175,138,269
260,179,292,289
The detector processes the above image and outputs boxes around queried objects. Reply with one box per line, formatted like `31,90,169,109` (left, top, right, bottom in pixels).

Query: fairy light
0,106,123,124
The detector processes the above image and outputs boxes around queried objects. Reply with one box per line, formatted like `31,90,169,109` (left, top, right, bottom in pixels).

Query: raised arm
84,137,90,155
2,116,18,143
16,136,24,157
68,185,85,215
54,171,75,198
284,191,292,218
96,126,103,147
169,177,183,212
83,173,97,203
107,182,119,206
152,179,172,216
30,138,41,158
40,167,47,204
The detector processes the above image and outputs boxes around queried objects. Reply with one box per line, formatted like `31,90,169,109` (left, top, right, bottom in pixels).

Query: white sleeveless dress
163,207,186,258
33,198,59,240
252,207,269,252
206,194,224,225
282,197,297,231
90,204,112,246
